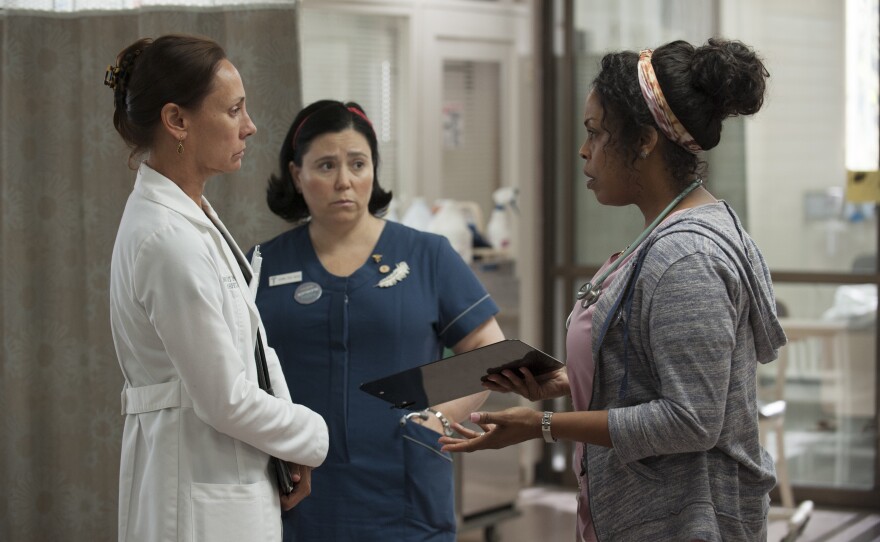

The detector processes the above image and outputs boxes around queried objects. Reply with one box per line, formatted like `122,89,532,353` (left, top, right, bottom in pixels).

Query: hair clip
104,65,121,90
104,49,141,95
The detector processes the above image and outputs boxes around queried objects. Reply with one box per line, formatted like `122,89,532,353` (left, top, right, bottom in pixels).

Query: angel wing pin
376,262,410,288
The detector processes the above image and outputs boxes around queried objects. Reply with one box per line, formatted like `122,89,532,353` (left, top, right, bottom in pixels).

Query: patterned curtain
0,6,300,540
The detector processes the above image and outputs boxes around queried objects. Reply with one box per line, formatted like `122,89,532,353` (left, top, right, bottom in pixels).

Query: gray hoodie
584,202,786,541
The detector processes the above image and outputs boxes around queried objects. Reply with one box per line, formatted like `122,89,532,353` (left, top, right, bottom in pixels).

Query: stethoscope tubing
573,178,704,312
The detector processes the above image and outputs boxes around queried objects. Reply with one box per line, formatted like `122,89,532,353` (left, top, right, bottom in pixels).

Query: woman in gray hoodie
441,38,786,542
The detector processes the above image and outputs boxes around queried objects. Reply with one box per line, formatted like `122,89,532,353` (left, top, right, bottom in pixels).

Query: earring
177,138,184,155
639,151,649,159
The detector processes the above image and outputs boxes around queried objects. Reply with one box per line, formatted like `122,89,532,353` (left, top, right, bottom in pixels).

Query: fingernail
469,412,480,423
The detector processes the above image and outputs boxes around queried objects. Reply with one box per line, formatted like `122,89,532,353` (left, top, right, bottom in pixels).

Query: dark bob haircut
266,100,393,222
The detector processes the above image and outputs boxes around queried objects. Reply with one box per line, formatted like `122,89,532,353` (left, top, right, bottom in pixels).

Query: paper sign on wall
845,170,880,203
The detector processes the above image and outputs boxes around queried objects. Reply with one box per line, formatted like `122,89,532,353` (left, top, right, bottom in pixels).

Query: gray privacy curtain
0,6,300,540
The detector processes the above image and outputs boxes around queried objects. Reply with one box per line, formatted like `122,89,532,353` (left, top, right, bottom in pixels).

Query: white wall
723,0,865,273
721,0,880,322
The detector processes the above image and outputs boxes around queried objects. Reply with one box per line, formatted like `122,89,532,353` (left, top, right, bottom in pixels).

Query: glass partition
765,283,877,489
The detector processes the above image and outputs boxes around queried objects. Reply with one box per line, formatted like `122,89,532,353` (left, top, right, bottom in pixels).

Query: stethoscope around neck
569,178,703,326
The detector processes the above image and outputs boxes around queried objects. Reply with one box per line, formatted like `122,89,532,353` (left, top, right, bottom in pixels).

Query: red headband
347,106,372,126
292,105,373,152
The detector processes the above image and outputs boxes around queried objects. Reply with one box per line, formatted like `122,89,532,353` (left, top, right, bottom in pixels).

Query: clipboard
359,339,563,410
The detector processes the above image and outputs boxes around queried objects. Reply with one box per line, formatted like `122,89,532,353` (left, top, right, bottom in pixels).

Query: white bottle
427,199,473,264
401,197,433,231
384,199,400,222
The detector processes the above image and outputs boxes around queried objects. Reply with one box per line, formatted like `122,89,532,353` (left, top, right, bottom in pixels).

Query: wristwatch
425,408,454,437
541,411,557,443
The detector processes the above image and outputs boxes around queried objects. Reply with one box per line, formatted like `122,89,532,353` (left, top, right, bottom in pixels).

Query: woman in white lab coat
106,34,329,542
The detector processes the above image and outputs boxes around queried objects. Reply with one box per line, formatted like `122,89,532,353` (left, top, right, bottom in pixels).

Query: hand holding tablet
360,340,564,410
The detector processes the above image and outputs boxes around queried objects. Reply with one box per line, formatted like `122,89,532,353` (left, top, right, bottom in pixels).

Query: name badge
269,271,303,287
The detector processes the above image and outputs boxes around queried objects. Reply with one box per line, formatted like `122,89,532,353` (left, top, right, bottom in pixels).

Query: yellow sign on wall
845,170,880,203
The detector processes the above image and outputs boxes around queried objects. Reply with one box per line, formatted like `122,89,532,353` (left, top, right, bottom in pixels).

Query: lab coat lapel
133,164,260,331
200,200,261,328
134,163,214,228
201,199,260,308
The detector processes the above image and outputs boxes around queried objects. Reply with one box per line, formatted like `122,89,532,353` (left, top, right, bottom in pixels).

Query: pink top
566,249,637,542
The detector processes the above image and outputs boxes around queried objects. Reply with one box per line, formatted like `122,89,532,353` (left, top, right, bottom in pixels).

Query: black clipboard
359,339,563,410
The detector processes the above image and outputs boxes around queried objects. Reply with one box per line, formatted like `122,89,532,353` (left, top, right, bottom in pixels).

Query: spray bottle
401,197,433,231
486,186,519,257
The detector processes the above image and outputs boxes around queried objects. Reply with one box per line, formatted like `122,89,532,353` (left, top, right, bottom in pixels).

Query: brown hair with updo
107,34,226,167
592,38,770,188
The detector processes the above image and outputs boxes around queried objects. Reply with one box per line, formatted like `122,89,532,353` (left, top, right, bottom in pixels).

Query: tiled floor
456,487,880,542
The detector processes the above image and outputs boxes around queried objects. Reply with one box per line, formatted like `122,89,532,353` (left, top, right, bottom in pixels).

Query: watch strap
541,411,557,443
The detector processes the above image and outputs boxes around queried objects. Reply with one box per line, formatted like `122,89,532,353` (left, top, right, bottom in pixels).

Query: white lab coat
110,163,329,542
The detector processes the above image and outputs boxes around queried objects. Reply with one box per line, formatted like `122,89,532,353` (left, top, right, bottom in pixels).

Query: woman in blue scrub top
252,100,505,542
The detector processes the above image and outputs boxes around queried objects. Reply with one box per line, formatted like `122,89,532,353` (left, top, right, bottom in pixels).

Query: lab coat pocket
402,421,456,531
191,481,271,542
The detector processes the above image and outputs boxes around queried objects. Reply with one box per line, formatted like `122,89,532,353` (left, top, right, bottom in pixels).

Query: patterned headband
637,49,702,154
292,105,374,152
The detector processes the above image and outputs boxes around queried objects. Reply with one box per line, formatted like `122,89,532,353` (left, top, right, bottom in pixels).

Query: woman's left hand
280,463,312,511
439,406,542,453
482,366,570,402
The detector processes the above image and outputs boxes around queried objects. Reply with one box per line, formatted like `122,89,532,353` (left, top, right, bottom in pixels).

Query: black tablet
359,339,563,410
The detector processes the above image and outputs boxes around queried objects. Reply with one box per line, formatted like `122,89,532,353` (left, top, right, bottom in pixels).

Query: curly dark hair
592,38,769,189
266,100,393,223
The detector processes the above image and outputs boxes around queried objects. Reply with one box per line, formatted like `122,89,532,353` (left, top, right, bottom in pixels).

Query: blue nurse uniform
252,220,499,542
